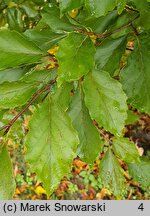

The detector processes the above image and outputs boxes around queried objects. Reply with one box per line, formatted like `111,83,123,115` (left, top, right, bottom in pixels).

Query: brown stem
130,22,139,35
0,79,56,135
125,5,139,13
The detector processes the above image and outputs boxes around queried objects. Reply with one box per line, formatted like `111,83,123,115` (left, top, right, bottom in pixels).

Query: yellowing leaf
89,34,97,44
34,186,46,195
47,62,56,69
68,9,79,18
47,46,59,55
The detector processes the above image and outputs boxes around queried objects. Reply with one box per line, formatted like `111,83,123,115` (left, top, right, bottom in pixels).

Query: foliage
0,0,150,199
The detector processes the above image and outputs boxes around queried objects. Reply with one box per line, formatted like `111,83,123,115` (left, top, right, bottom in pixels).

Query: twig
130,22,139,35
0,79,56,135
96,14,140,39
75,14,140,41
125,5,139,13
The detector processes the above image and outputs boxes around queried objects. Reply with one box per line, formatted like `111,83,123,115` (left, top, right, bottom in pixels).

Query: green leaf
117,0,126,14
0,68,28,84
129,0,150,29
83,70,127,135
20,1,39,18
0,29,43,70
121,34,150,114
76,9,118,33
58,0,84,16
0,145,16,199
57,32,95,85
0,81,37,109
137,10,150,30
112,137,140,163
128,157,150,190
68,85,103,164
110,12,136,39
125,110,139,125
25,94,79,194
53,83,73,111
21,69,56,83
42,5,75,33
85,0,117,17
24,29,66,51
129,0,148,10
99,149,126,197
95,36,126,76
6,7,24,32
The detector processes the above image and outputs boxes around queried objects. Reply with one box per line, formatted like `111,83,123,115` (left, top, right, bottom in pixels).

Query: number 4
138,203,144,211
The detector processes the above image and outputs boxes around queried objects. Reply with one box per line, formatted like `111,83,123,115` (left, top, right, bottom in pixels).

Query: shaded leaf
0,68,28,84
0,29,43,70
129,0,150,29
83,70,127,135
112,137,140,163
58,0,84,16
85,0,117,17
125,110,139,125
95,36,126,76
42,5,75,33
0,81,37,109
128,157,150,190
76,9,118,33
117,0,126,14
99,149,126,197
53,83,73,111
68,85,103,164
21,69,56,83
137,10,150,30
121,33,150,114
24,29,66,51
6,7,24,32
25,94,79,194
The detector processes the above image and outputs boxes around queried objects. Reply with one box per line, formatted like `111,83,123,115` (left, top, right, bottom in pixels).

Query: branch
0,79,56,135
96,14,140,39
75,14,140,40
125,5,139,13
